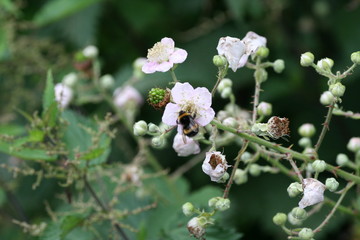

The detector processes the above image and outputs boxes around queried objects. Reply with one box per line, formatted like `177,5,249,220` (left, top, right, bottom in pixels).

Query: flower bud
298,228,314,240
256,46,269,58
320,91,334,105
222,117,239,128
182,202,195,216
218,172,229,183
273,59,285,73
151,136,166,148
287,182,303,197
300,52,314,67
213,55,228,67
100,74,115,89
62,72,78,87
257,102,272,116
325,178,339,192
249,164,261,177
133,57,147,78
330,82,346,97
234,169,248,185
214,197,231,211
336,153,349,166
298,137,312,148
133,120,147,136
347,137,360,152
351,51,360,65
254,68,268,83
303,147,318,159
273,213,287,226
298,123,316,138
220,87,232,99
217,78,233,93
82,45,98,59
317,58,334,71
208,197,220,208
241,152,253,163
187,217,206,239
148,123,160,133
291,207,307,220
312,160,326,172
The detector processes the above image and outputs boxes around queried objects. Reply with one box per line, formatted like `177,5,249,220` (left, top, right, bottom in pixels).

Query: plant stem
287,157,303,182
211,65,228,96
211,120,360,184
170,69,178,83
223,140,249,198
314,101,335,153
313,182,355,233
83,175,130,240
252,81,261,123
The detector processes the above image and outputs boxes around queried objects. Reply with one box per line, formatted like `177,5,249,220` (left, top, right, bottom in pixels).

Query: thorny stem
315,101,335,153
83,175,130,240
211,65,228,96
223,140,249,199
287,157,303,182
313,182,355,233
252,81,261,123
211,120,360,184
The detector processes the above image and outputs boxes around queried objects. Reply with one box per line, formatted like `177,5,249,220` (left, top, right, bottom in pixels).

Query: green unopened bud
234,169,248,185
182,202,195,216
300,52,315,67
133,57,146,78
83,45,98,59
220,87,232,99
312,159,326,172
273,59,285,73
298,123,316,138
62,73,78,87
330,82,346,97
215,198,231,211
133,120,147,136
217,172,229,183
151,136,166,148
241,152,253,163
288,213,303,226
336,153,349,166
291,207,308,220
303,147,318,159
287,182,303,197
317,58,334,71
351,51,360,65
256,46,269,58
100,74,115,89
148,123,160,133
254,68,268,83
298,228,314,240
298,137,312,148
222,117,239,128
273,212,287,226
208,197,220,208
257,102,272,116
249,164,261,177
320,91,334,105
347,137,360,152
217,78,233,93
325,178,339,192
213,55,228,67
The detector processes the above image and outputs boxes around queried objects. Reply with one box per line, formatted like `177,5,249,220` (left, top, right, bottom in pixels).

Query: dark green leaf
39,222,62,240
43,101,59,127
0,140,56,161
0,124,25,136
42,70,56,114
0,188,6,207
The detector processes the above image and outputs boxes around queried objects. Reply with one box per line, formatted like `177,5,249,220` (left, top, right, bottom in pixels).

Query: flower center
209,154,222,170
147,42,171,63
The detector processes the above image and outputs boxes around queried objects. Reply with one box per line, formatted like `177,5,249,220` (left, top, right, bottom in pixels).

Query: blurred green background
1,0,360,239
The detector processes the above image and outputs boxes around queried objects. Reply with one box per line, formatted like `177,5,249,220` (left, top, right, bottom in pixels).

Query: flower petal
238,54,249,68
216,36,246,72
173,133,200,157
142,62,157,74
161,37,175,49
192,87,212,109
171,82,195,104
196,108,215,126
155,61,173,72
169,48,188,64
162,103,181,126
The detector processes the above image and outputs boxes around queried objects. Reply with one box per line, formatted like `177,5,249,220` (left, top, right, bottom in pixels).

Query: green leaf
60,213,86,237
61,110,111,166
39,222,62,240
0,0,19,14
0,139,56,161
33,0,102,27
0,24,10,60
43,101,59,127
0,188,6,207
42,70,56,113
0,124,25,136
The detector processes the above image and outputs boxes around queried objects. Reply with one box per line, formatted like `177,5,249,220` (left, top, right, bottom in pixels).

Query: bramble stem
83,175,130,240
315,101,335,153
170,69,178,83
313,182,355,233
211,65,228,96
252,81,261,123
223,140,249,199
287,157,303,182
211,120,360,184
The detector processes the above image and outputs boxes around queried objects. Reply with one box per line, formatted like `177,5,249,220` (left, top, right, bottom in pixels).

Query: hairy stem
315,101,335,153
170,69,178,83
223,140,249,198
252,81,261,123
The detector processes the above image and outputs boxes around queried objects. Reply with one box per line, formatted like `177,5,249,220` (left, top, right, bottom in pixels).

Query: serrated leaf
33,0,102,27
42,70,56,114
43,101,59,127
39,222,62,240
60,213,87,237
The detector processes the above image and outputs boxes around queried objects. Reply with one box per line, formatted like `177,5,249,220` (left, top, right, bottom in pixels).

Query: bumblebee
177,111,199,137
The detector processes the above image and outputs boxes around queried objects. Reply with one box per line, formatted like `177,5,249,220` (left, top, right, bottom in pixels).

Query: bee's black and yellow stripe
177,111,199,137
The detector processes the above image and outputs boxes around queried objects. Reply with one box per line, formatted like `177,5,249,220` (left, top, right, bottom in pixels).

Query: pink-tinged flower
162,82,215,130
54,83,73,108
173,133,200,157
202,151,229,182
216,36,247,72
299,178,325,209
113,85,143,108
142,37,188,74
